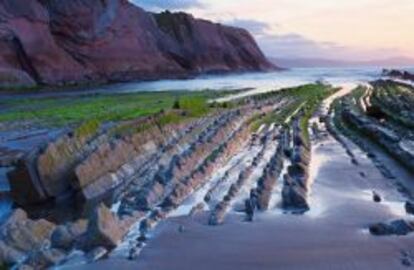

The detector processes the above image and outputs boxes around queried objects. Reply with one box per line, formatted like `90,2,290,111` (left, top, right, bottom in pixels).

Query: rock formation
2,85,324,268
282,114,311,213
0,0,276,88
369,219,414,236
405,201,414,215
0,208,56,265
382,69,414,82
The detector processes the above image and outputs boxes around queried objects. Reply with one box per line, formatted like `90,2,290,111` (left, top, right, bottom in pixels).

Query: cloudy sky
132,0,414,61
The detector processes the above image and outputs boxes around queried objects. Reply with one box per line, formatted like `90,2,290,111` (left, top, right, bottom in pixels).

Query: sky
131,0,414,62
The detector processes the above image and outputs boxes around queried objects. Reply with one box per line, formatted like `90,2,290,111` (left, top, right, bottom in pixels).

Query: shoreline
74,129,414,270
71,84,414,270
2,79,414,269
0,70,280,97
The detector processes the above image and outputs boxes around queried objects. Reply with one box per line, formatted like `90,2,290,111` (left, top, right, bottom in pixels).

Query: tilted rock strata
341,103,414,172
282,115,311,212
7,117,201,205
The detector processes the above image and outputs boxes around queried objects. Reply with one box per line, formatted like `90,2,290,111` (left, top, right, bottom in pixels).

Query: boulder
372,191,382,203
0,208,56,265
405,201,414,215
369,219,414,236
51,219,88,250
0,241,24,265
209,203,228,226
0,209,56,252
369,223,391,236
245,198,255,222
128,246,142,261
282,175,309,212
25,248,66,269
82,204,126,250
189,203,205,217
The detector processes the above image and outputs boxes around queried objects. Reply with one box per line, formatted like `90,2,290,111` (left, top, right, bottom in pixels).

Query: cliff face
0,0,276,88
154,11,274,73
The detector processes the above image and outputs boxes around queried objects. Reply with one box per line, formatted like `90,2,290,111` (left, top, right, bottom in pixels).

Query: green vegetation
74,118,101,139
250,84,337,134
174,95,210,117
370,82,414,128
0,84,337,145
0,90,222,127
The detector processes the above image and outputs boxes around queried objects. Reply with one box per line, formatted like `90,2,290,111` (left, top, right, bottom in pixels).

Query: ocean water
107,67,406,93
5,67,413,100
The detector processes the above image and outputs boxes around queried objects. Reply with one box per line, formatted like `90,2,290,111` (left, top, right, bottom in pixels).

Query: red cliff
0,0,276,88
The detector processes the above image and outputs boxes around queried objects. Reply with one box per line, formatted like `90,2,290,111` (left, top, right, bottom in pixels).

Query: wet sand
75,114,414,270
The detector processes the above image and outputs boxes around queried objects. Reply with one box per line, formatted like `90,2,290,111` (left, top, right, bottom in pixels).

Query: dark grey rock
369,219,414,236
372,191,382,203
405,201,414,215
401,257,412,267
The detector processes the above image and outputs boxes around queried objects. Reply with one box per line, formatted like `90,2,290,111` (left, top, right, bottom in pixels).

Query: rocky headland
0,0,276,89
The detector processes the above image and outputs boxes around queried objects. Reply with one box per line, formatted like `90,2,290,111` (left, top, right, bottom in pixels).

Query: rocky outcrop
369,219,414,236
7,117,195,206
2,89,295,267
372,191,382,203
119,111,247,215
0,208,56,265
282,115,311,212
405,201,414,215
51,219,88,250
209,167,254,225
81,204,128,250
382,69,414,82
341,105,414,173
0,206,129,268
256,138,284,210
0,0,276,89
208,124,281,225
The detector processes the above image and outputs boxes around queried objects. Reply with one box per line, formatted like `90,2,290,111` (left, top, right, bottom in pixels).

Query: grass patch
0,90,223,127
74,119,101,139
174,96,210,117
249,84,337,133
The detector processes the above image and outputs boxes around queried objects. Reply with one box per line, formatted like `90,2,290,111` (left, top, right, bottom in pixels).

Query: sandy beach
73,93,414,270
